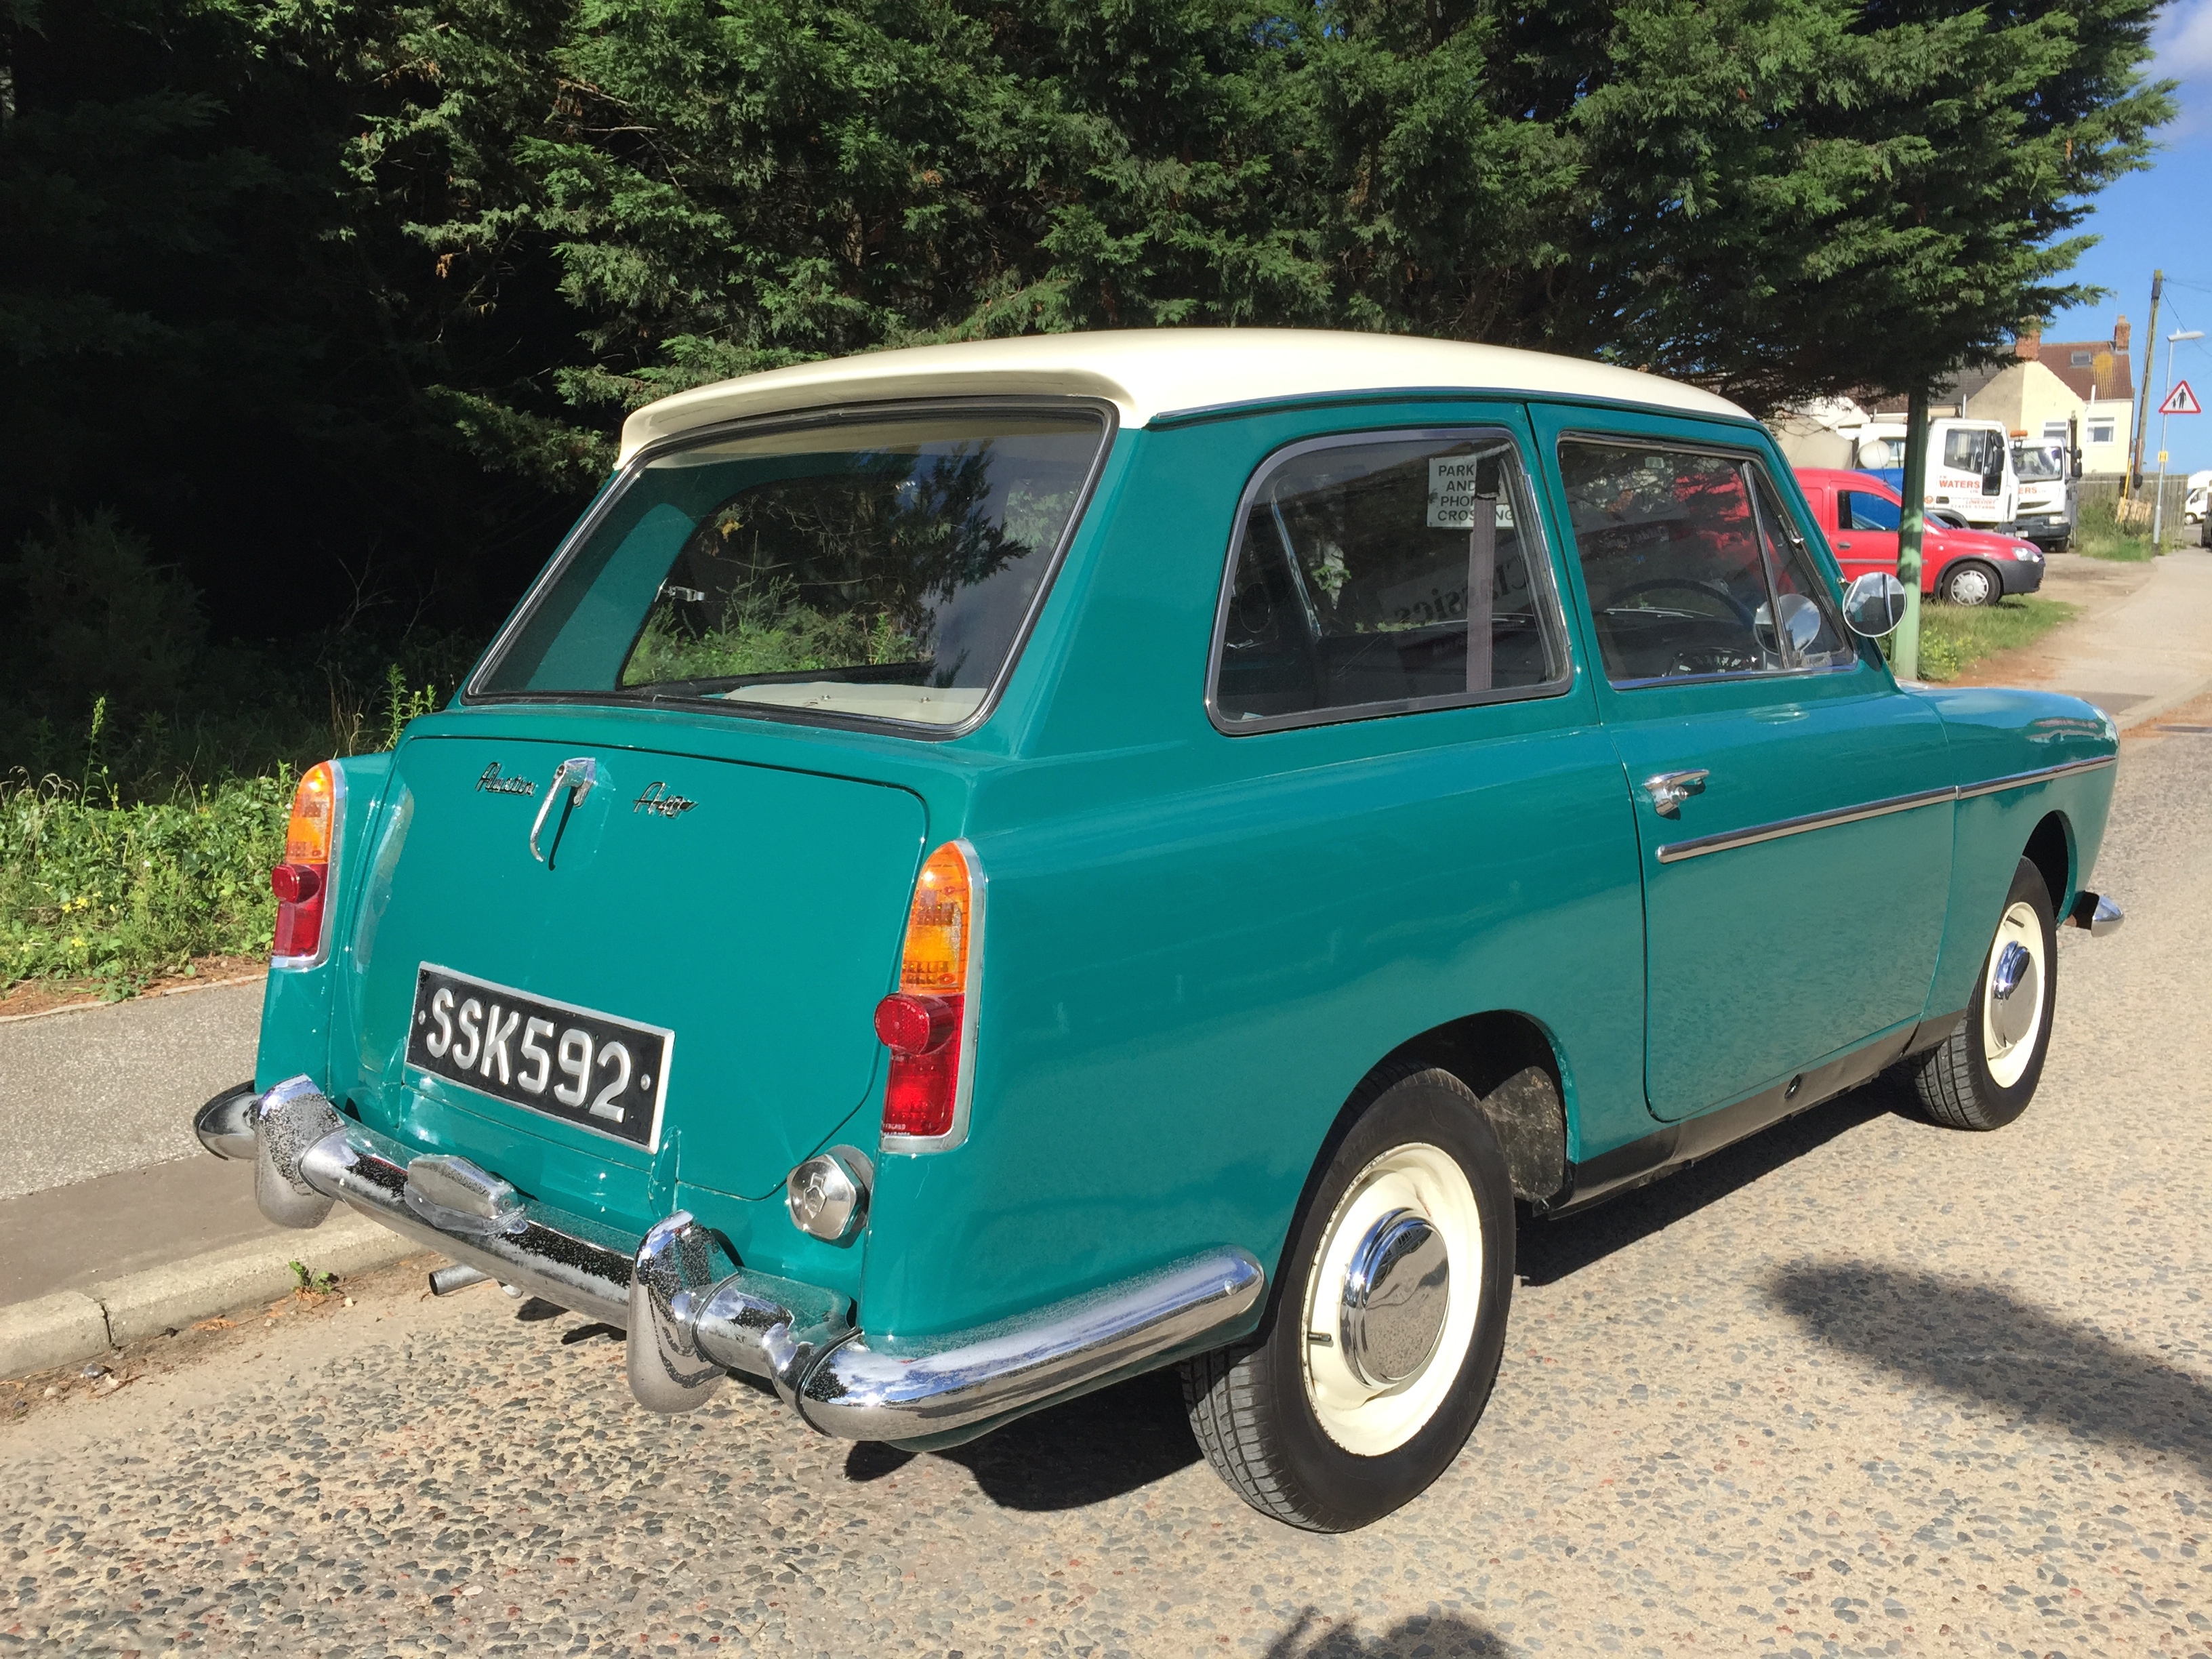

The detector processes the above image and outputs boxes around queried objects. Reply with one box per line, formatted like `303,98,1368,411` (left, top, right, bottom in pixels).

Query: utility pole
2126,270,2162,499
1894,387,1930,680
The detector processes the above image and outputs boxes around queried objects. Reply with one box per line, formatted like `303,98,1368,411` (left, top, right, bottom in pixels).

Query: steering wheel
1602,577,1759,628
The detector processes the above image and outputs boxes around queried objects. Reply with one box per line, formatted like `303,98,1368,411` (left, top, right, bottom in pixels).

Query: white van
1850,417,2018,533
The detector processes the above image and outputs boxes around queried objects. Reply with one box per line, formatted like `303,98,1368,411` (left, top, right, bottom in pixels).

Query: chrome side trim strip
1655,755,2116,865
1954,754,2117,800
1655,784,1955,864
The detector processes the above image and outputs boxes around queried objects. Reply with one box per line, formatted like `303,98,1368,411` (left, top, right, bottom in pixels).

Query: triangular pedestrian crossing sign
2160,380,2201,416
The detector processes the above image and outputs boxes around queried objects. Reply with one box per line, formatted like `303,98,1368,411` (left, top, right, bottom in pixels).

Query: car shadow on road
1265,1608,1507,1657
1769,1257,2212,1486
844,1365,1203,1509
1516,1073,1914,1287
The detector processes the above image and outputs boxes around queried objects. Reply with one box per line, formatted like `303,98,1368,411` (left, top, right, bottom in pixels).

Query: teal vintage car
197,330,2124,1531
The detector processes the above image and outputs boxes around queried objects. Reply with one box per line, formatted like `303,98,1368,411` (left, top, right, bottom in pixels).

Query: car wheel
1179,1065,1515,1532
1941,560,2001,607
1910,858,2057,1131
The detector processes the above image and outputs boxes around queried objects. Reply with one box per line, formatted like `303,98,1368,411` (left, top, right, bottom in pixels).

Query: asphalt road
3,726,2208,1658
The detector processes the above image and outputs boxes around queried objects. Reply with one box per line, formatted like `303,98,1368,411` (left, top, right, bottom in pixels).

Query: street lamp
2153,327,2205,546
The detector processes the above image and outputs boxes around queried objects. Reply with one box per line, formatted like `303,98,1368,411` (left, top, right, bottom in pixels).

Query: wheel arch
1937,555,2001,601
1328,1010,1572,1210
2022,809,2074,915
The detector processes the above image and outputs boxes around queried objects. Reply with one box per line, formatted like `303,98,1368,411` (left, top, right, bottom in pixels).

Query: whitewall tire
1912,857,2057,1130
1181,1065,1515,1531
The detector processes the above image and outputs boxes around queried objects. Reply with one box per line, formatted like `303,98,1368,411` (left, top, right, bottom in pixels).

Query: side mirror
1843,572,1908,639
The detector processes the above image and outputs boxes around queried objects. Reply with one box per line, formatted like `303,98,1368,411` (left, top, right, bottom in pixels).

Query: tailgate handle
529,756,599,863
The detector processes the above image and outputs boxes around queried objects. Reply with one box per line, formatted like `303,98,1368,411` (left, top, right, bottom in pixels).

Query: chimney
2113,314,2131,354
2015,329,2041,361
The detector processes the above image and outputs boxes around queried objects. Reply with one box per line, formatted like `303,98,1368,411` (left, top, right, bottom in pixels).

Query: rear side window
1558,441,1853,684
473,406,1109,729
1208,430,1568,729
1839,490,1901,532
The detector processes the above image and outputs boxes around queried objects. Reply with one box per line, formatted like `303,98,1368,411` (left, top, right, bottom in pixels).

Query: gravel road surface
0,979,263,1200
3,731,2207,1658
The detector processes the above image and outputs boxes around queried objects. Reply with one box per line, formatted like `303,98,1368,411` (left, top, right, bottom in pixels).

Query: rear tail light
272,761,344,966
876,840,982,1146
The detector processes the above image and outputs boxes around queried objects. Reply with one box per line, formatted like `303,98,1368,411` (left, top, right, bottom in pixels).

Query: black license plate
405,964,673,1151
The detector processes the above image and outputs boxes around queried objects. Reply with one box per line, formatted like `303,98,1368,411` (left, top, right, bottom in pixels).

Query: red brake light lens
878,843,976,1141
270,863,321,905
874,991,957,1057
272,762,337,963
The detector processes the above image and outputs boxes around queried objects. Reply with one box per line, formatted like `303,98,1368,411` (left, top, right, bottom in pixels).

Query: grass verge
2073,501,2157,562
0,771,288,994
1906,595,2078,682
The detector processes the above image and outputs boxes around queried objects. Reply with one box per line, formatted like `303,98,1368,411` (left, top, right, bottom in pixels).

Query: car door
1830,483,1902,585
1533,410,1954,1122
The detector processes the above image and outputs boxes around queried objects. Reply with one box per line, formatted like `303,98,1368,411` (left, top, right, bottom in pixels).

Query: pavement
0,977,419,1373
0,977,263,1200
1963,545,2212,726
1,707,2207,1654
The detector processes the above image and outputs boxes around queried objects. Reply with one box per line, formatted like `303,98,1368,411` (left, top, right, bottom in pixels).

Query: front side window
1839,489,1901,532
1942,428,2001,472
1210,430,1568,728
473,407,1108,728
1557,440,1854,684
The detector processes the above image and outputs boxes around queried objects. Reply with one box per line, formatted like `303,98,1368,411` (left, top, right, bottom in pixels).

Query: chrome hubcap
1988,941,2039,1050
1339,1209,1450,1388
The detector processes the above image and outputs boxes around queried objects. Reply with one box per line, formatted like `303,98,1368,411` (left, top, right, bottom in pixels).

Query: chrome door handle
529,756,598,862
1642,768,1709,818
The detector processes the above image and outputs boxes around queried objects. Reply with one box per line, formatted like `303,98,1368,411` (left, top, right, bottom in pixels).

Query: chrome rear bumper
195,1078,1264,1443
2066,889,2124,937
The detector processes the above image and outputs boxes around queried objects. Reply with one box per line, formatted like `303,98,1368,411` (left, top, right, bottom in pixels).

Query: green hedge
0,771,290,993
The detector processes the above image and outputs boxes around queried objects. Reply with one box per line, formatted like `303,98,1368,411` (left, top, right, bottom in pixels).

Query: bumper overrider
197,1078,1264,1446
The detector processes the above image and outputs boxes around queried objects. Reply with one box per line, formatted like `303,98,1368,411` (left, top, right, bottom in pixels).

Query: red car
1796,468,2046,607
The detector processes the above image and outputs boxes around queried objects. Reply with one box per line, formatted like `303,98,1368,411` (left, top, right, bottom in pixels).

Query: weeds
289,1261,340,1295
2073,501,2157,562
0,766,290,992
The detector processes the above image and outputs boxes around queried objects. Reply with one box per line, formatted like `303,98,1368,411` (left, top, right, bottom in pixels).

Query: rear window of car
472,405,1110,730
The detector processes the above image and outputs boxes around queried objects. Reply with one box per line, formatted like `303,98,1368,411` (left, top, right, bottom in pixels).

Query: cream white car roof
616,329,1752,464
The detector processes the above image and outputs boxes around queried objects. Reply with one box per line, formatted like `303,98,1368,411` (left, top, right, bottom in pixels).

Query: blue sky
2047,0,2212,477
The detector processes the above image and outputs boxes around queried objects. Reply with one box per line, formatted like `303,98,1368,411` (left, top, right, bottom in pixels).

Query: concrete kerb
0,1210,418,1378
2110,672,2212,734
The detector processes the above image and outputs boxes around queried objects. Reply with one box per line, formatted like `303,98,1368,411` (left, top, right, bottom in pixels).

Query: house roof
2038,342,2133,405
616,329,1753,464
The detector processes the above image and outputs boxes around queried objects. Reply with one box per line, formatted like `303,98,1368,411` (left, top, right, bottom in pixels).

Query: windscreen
2013,442,2066,480
475,409,1107,727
